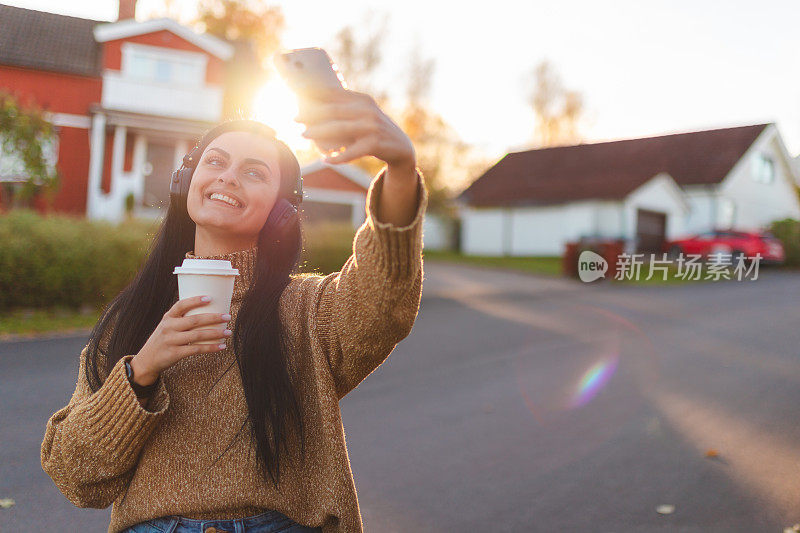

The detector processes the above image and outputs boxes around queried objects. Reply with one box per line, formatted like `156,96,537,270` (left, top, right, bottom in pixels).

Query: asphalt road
2,261,799,532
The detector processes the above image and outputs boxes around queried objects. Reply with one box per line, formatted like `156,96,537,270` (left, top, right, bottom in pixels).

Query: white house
456,123,800,256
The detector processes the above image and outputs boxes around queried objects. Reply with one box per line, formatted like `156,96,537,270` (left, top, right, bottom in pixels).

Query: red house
0,2,235,221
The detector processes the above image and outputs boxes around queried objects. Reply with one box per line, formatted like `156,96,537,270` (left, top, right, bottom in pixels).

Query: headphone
170,134,304,236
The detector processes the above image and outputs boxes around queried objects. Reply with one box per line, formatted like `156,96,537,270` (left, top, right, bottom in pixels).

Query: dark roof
458,123,770,207
0,4,103,77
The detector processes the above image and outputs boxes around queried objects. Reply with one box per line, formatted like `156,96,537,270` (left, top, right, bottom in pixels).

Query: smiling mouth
205,193,244,209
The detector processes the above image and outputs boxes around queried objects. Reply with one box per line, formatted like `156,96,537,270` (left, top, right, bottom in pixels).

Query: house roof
458,123,770,208
300,160,371,192
94,18,234,60
0,5,103,77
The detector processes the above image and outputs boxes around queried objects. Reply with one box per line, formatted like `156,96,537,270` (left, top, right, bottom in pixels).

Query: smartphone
273,48,348,97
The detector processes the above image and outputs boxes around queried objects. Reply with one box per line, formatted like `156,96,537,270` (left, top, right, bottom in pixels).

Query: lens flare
251,75,312,154
569,355,619,409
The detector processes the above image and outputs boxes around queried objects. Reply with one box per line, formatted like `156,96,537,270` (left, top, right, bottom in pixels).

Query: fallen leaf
656,504,675,515
0,498,15,509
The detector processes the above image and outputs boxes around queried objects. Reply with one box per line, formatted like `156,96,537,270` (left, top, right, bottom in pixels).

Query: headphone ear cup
266,198,299,234
169,167,195,202
170,169,181,198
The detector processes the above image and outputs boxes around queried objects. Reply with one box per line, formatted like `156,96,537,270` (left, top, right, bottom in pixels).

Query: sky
5,0,800,162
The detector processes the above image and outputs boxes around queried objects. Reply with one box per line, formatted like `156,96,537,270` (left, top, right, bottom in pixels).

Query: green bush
769,218,800,266
300,221,356,275
0,209,157,312
0,210,358,312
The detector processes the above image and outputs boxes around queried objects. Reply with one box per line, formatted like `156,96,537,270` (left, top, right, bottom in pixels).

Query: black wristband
124,358,159,399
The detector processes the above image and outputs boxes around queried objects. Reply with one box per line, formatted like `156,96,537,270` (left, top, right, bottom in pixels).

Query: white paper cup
173,258,239,345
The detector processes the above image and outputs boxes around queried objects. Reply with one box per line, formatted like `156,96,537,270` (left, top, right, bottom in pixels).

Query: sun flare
251,76,313,155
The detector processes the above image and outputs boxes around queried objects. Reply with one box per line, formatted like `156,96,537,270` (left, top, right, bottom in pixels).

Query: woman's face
186,131,282,240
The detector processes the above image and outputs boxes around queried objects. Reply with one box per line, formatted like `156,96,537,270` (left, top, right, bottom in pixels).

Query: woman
40,86,428,533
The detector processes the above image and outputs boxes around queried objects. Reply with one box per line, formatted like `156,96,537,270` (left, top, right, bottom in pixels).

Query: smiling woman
187,131,285,256
41,112,429,533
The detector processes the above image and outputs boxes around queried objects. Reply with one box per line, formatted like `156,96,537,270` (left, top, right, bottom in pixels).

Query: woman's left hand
294,87,417,171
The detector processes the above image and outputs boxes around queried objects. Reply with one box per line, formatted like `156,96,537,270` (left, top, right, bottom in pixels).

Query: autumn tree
524,60,584,147
327,25,483,216
328,11,390,109
397,41,474,217
195,0,286,118
315,11,391,176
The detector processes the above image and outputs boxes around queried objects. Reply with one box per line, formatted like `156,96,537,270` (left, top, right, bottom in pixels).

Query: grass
423,249,564,276
0,305,103,340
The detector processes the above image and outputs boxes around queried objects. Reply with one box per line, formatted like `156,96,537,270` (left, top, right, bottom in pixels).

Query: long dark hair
84,119,307,492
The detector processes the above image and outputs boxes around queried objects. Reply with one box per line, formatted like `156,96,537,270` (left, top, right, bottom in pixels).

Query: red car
663,229,785,265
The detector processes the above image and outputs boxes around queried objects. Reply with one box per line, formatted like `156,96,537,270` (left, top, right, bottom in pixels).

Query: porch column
86,112,107,219
111,125,127,222
174,140,189,171
131,134,147,211
351,197,366,229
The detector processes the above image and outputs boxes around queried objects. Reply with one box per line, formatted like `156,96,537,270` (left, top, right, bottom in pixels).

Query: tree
195,0,287,118
196,0,284,63
315,11,391,176
524,60,585,147
398,40,477,217
328,10,390,109
0,91,60,211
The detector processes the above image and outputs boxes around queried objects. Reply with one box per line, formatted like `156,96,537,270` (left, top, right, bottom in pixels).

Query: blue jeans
121,509,323,533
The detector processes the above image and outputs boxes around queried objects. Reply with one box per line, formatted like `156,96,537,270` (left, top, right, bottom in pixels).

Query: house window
122,43,207,87
752,153,775,184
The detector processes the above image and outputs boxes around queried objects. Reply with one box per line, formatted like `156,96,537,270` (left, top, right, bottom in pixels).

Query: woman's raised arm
286,85,429,400
282,165,428,400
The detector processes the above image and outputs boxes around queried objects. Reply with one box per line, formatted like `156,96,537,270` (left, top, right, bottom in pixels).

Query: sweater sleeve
309,165,428,400
40,344,169,508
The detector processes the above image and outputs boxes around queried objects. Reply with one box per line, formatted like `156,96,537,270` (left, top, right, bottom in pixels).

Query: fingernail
201,296,211,302
218,343,227,350
221,313,231,320
223,329,232,336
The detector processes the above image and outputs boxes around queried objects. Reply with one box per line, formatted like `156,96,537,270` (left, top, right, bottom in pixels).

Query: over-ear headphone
170,131,304,236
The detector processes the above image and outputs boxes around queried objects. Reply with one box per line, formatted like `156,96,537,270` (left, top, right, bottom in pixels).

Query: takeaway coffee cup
173,259,239,345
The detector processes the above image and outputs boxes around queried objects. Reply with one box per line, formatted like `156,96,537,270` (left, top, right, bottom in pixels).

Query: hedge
0,209,355,312
769,218,800,267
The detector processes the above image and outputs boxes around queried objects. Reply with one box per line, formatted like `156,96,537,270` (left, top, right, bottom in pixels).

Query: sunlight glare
252,76,312,155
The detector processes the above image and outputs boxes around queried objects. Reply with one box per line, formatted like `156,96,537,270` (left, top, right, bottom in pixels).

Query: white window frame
752,153,776,185
120,42,208,88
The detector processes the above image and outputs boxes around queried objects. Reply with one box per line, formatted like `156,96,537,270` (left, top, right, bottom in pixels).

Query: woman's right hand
130,295,232,385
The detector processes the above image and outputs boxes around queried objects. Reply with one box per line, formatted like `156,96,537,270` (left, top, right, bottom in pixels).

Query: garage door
636,208,667,255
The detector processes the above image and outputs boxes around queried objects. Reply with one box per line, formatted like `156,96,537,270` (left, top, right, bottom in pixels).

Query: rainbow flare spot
569,356,619,409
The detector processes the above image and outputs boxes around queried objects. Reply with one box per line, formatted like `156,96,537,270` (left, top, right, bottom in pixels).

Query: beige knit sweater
41,167,428,533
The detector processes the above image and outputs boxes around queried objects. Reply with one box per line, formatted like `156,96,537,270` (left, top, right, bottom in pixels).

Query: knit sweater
41,166,428,533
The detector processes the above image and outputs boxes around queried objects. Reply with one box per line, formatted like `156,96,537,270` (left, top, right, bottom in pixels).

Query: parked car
663,229,785,265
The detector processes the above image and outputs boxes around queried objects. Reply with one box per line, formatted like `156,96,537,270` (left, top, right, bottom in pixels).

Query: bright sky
7,0,800,162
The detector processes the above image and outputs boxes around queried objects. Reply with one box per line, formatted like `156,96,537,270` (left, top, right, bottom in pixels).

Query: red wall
1,65,101,215
0,65,101,115
102,31,225,85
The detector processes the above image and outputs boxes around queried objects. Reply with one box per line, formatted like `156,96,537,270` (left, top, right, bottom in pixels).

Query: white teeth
209,193,241,207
